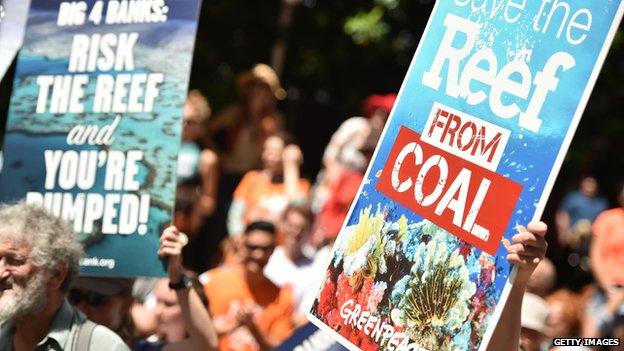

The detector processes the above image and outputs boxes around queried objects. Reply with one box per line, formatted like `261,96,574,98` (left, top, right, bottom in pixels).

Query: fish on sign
308,1,624,350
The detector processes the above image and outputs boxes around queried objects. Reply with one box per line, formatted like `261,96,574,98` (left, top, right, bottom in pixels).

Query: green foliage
344,6,389,45
183,0,624,197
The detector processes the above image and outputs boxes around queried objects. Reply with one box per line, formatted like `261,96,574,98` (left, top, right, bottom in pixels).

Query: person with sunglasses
200,221,294,351
264,204,331,327
68,277,135,345
0,201,129,351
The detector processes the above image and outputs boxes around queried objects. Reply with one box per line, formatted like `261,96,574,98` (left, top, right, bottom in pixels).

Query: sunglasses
68,289,110,307
244,243,274,252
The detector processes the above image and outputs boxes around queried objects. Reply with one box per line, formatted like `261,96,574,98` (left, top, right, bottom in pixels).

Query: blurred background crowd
63,77,624,351
1,1,623,350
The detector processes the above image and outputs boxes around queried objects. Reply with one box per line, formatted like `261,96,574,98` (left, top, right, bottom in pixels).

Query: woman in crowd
209,64,286,178
227,133,309,238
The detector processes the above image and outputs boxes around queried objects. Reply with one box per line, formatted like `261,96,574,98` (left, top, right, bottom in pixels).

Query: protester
584,182,624,338
0,202,129,350
132,226,218,351
210,63,286,177
178,89,219,219
361,93,397,147
129,284,160,343
227,133,310,237
69,277,135,345
590,181,624,291
264,204,330,326
519,292,549,351
546,289,583,340
310,94,395,246
310,118,369,246
177,90,228,273
556,176,608,246
318,93,395,174
555,176,608,289
172,184,204,242
174,183,218,272
200,221,294,351
310,153,365,246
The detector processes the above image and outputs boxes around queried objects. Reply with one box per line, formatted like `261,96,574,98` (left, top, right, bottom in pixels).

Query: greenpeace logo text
340,299,426,351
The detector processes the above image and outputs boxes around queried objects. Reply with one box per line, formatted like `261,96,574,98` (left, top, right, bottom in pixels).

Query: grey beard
0,270,48,321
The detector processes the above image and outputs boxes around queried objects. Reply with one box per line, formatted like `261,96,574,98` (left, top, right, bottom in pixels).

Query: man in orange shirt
201,221,293,351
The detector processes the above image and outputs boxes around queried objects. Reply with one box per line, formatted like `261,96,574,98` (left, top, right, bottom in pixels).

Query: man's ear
49,262,68,291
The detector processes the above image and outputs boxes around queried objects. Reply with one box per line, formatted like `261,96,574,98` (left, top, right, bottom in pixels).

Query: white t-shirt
264,245,331,315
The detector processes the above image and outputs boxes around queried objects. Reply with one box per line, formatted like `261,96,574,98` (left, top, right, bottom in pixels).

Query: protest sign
0,0,202,277
308,1,624,350
0,0,31,81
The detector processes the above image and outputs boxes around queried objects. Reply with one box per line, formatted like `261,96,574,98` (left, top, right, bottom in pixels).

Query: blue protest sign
308,1,624,350
0,0,202,277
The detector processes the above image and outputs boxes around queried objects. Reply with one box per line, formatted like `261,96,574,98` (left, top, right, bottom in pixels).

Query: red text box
376,126,522,255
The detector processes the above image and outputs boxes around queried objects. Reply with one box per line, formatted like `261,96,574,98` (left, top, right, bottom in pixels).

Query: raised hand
504,222,548,280
158,226,186,281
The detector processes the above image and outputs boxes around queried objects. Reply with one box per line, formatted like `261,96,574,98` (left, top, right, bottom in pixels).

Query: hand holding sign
158,226,187,282
503,222,548,281
309,2,623,349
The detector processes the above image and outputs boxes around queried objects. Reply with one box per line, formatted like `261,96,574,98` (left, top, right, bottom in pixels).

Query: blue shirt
560,191,608,226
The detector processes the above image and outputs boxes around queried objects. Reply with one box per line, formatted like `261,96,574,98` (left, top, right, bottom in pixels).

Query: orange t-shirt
202,265,293,351
234,170,310,225
592,208,624,285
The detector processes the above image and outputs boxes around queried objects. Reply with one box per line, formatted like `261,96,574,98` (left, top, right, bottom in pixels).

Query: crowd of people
0,63,622,351
515,177,624,351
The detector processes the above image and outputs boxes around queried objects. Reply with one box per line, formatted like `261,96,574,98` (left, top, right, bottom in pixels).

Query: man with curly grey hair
0,202,129,350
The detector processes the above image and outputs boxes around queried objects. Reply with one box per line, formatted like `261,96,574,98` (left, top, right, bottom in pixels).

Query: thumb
526,221,547,238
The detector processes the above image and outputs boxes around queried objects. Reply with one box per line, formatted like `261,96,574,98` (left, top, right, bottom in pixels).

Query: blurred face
153,279,185,342
0,239,48,320
182,102,205,142
282,210,310,251
262,136,285,172
243,230,275,273
248,80,274,113
520,327,546,351
173,205,203,238
370,108,390,130
71,291,130,332
546,301,572,338
579,177,598,197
